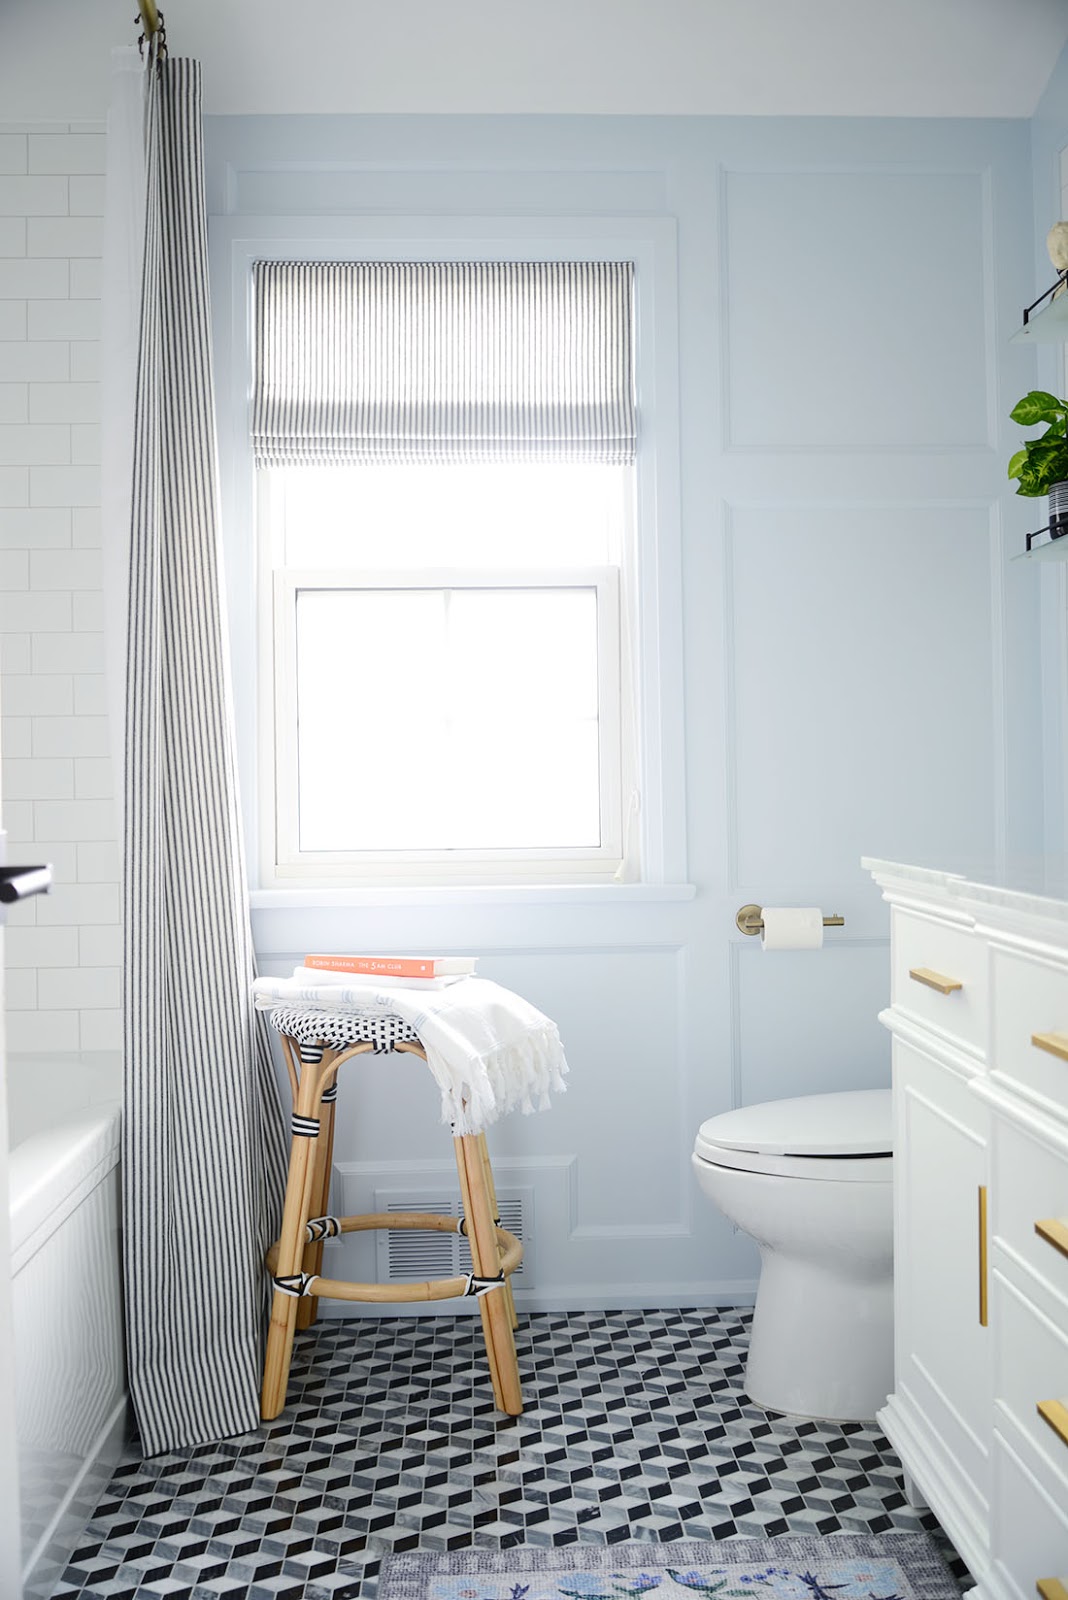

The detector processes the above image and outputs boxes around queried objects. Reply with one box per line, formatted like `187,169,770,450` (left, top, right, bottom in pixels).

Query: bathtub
7,1051,126,1599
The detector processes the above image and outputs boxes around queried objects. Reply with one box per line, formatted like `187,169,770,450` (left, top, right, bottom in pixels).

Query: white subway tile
71,423,99,465
37,881,119,925
39,965,120,1009
4,757,74,799
0,590,69,632
26,217,102,257
32,799,114,840
73,674,105,715
32,714,108,756
71,591,103,631
2,633,30,673
6,969,37,1010
0,466,29,505
28,134,105,176
21,839,76,881
68,176,105,216
69,342,98,382
0,302,26,340
71,506,100,546
0,425,70,465
80,932,124,970
76,840,119,882
2,798,33,839
0,257,68,297
0,549,27,587
0,136,27,176
0,384,27,423
29,548,100,590
28,383,98,424
1,715,30,756
79,1009,121,1050
2,674,73,715
32,632,103,673
0,342,68,382
69,259,101,299
74,757,112,799
3,889,35,926
0,507,70,547
0,176,68,216
29,464,99,505
28,299,100,341
6,1011,79,1051
0,218,26,256
4,923,78,969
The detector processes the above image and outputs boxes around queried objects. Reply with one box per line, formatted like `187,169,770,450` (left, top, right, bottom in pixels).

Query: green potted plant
1008,390,1068,538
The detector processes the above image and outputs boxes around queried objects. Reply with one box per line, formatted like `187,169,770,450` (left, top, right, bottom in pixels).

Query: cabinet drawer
992,1425,1068,1599
992,947,1068,1117
892,907,985,1055
992,1114,1068,1304
993,1269,1068,1495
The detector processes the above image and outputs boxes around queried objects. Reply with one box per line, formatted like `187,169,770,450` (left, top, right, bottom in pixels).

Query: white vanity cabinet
865,860,1068,1600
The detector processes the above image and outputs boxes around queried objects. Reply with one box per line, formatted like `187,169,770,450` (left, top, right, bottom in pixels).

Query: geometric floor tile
49,1308,969,1600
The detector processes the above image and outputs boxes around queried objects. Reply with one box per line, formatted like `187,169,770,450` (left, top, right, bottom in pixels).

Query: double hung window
254,260,638,885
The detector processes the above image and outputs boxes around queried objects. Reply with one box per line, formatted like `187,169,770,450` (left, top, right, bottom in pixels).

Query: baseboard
317,1281,759,1317
21,1393,129,1600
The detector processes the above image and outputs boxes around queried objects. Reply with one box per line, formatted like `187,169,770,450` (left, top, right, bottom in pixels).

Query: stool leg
261,1058,328,1421
476,1131,518,1331
455,1132,522,1416
297,1058,338,1332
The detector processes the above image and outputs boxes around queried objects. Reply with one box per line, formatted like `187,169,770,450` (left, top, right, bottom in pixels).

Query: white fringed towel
252,973,568,1135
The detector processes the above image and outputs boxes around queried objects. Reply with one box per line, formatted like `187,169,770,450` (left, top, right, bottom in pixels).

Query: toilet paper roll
760,907,824,951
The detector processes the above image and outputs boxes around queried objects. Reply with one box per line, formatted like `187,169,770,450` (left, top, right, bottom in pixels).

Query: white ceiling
1,0,1067,124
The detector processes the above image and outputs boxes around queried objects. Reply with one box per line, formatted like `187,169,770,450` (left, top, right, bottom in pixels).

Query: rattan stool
261,1027,523,1421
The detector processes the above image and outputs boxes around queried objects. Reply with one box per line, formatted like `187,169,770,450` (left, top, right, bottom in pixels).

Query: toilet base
744,1249,893,1423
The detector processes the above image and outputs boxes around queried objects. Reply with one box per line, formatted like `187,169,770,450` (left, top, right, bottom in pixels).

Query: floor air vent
374,1188,529,1285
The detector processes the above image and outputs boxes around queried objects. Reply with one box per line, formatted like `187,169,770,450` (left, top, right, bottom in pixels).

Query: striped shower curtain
119,54,287,1456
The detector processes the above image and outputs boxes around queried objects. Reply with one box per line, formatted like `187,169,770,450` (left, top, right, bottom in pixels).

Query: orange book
303,954,477,979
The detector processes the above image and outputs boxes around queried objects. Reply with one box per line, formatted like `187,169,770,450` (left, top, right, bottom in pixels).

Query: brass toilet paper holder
735,904,846,937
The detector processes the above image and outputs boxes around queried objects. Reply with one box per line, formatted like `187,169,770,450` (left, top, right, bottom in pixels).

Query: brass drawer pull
1032,1032,1068,1062
1038,1582,1068,1600
1037,1398,1068,1448
1036,1219,1068,1260
909,966,963,995
979,1186,988,1328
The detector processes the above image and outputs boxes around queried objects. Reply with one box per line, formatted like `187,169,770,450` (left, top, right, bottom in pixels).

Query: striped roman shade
251,260,636,466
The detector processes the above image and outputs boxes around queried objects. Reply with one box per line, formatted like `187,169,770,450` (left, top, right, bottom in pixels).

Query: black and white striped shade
251,259,636,466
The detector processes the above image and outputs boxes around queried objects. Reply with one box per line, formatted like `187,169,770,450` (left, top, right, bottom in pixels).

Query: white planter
1049,478,1068,536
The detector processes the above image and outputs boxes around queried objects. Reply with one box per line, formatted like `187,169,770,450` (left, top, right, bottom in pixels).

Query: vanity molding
865,858,1068,1599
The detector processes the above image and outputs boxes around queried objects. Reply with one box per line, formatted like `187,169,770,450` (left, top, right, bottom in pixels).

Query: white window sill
249,883,697,910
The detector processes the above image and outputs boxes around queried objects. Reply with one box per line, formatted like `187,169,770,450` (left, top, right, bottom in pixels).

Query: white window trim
268,564,623,883
212,213,688,902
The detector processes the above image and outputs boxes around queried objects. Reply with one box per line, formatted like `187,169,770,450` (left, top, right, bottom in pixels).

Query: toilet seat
694,1088,892,1182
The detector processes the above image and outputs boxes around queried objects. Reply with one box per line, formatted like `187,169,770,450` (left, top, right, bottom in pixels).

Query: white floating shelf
1012,532,1068,562
1012,284,1068,344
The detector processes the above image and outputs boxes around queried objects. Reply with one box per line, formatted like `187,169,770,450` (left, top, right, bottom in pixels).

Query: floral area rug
379,1535,960,1600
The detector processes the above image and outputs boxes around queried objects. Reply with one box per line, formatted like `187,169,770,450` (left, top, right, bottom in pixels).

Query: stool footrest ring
266,1212,522,1308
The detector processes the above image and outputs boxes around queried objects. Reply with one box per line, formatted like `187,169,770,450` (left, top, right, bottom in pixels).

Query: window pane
294,586,601,851
275,463,624,568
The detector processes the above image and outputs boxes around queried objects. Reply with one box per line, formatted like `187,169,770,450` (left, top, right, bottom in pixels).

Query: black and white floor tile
51,1309,969,1600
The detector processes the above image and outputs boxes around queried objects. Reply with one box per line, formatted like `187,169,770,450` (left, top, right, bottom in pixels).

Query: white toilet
691,1087,893,1423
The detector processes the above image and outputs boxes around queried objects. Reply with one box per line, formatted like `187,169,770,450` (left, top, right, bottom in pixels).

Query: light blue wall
207,111,1043,1311
1031,43,1068,857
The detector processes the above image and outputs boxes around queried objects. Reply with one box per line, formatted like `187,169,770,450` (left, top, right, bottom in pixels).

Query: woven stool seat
254,976,568,1425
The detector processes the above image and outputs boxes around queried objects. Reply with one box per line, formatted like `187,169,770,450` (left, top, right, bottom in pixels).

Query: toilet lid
695,1088,892,1160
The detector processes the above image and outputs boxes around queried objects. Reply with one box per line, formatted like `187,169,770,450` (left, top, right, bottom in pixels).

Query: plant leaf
1010,390,1068,426
1007,449,1027,479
